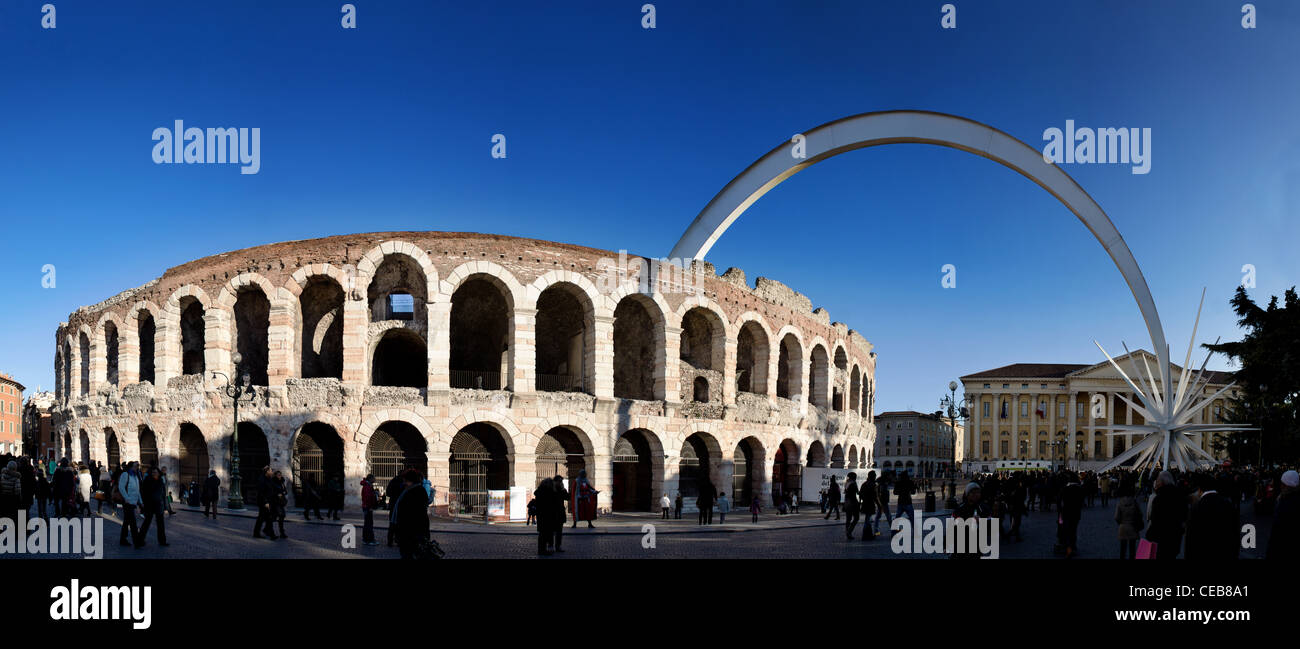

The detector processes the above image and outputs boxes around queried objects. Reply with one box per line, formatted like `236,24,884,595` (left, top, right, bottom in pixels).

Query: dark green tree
1203,286,1300,465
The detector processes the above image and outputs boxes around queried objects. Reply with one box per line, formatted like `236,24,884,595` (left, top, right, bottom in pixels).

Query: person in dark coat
551,475,569,550
51,458,76,518
201,469,220,519
300,475,323,521
1007,475,1027,542
1185,473,1239,560
253,466,278,539
1057,474,1085,558
824,476,841,521
860,471,878,540
951,482,991,559
325,474,343,520
843,472,860,540
18,458,35,517
1266,470,1299,559
34,472,51,518
534,477,556,556
272,471,290,539
696,479,716,525
137,467,168,547
385,472,405,546
391,469,430,559
1146,471,1188,559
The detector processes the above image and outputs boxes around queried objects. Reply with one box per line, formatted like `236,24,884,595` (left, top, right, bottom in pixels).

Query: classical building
51,232,877,516
873,410,955,478
959,351,1234,473
23,391,57,460
0,373,25,455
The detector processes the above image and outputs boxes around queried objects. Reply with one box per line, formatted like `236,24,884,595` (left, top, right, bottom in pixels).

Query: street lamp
210,352,251,510
939,380,969,509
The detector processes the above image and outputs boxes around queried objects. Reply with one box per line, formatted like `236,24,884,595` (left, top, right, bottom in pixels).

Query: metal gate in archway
534,429,586,487
732,445,753,507
448,425,509,515
105,431,120,470
178,426,209,488
612,433,652,511
138,428,158,472
366,426,428,497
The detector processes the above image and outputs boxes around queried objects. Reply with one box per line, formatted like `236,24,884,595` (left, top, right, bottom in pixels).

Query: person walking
874,475,893,534
1266,470,1299,559
1058,473,1085,558
272,470,290,539
660,493,671,519
76,464,93,517
1099,474,1112,507
951,482,991,559
1185,473,1238,560
201,469,220,519
116,462,143,547
253,466,278,540
360,473,379,546
550,475,568,550
1146,471,1187,560
824,476,841,521
0,461,22,522
1114,481,1143,559
569,469,598,528
674,492,683,520
750,493,762,523
18,458,34,519
697,479,716,525
325,474,343,520
843,473,860,540
860,471,878,540
301,475,324,521
159,467,175,516
535,477,556,556
137,467,169,547
52,458,76,518
717,491,730,524
1007,475,1026,542
894,473,915,523
34,472,51,519
391,470,430,559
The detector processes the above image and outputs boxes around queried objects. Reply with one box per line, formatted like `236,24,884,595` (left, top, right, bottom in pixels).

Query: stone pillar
1010,393,1019,459
267,293,294,388
721,335,737,405
512,308,536,393
593,453,613,514
429,450,450,509
1086,390,1095,464
426,301,452,391
592,316,615,399
341,293,369,385
120,324,139,386
207,308,232,383
661,325,682,402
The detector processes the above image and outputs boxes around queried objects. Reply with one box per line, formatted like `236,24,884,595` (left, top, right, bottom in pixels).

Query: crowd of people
952,464,1299,559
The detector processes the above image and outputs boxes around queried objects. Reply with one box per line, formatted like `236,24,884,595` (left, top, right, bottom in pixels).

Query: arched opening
693,376,709,403
60,340,72,398
104,321,119,386
806,441,827,468
367,254,428,324
63,432,72,461
535,426,589,487
849,366,861,412
293,423,345,504
679,307,721,370
448,423,510,515
450,277,512,390
138,426,158,471
809,345,829,410
776,333,802,400
179,296,206,376
677,432,719,501
732,437,765,507
735,321,769,395
178,424,208,488
237,423,270,505
832,388,844,412
78,430,90,466
834,346,848,371
830,444,845,469
233,288,270,386
612,429,659,512
534,284,592,393
299,277,344,379
137,311,156,384
370,328,427,388
104,429,119,469
366,421,429,498
78,332,90,395
772,439,800,504
848,446,859,469
613,295,658,400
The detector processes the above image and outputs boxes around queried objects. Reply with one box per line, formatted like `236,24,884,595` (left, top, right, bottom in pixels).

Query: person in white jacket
76,466,93,517
117,462,144,547
660,493,671,519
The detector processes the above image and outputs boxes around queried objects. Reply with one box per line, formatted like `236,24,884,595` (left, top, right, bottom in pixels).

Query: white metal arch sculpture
671,110,1246,471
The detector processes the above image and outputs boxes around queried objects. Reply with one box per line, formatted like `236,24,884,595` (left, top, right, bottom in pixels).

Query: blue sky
2,1,1297,414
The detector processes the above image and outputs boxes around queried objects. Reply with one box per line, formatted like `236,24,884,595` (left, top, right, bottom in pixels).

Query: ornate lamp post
211,352,250,510
939,380,969,509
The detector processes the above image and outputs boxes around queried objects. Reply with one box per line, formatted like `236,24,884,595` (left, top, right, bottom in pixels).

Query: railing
449,370,501,390
535,374,581,393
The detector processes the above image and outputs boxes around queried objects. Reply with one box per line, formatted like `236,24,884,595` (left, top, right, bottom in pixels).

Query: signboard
508,486,528,521
800,467,867,503
487,490,507,517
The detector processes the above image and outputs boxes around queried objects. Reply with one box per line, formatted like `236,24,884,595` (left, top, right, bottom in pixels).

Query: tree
1203,286,1300,465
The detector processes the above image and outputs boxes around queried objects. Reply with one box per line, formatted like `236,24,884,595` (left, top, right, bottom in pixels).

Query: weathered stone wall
53,232,878,510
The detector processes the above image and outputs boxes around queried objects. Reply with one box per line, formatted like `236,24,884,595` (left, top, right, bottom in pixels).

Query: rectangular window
1000,440,1009,456
1077,403,1085,417
982,402,990,417
387,292,415,320
1059,403,1066,418
981,440,990,455
1038,440,1047,456
1020,402,1028,417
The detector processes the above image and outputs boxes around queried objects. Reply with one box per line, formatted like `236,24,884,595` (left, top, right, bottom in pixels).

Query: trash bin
924,490,937,513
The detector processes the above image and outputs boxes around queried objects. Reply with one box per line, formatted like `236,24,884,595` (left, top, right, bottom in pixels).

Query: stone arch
610,291,670,401
76,325,93,396
217,273,279,386
441,262,524,391
668,109,1171,376
774,326,804,401
95,312,124,388
830,443,845,469
807,440,827,468
808,341,830,410
529,274,600,395
127,301,161,385
164,284,216,381
291,270,346,380
612,427,664,511
731,435,767,507
677,431,724,502
355,240,439,307
849,365,862,412
734,312,772,396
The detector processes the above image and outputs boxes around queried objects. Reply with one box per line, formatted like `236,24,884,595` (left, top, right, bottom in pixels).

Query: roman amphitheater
51,232,876,516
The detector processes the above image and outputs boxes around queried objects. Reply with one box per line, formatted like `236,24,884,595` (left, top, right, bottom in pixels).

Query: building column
1010,393,1019,459
592,315,615,399
1067,391,1077,465
512,307,537,393
1086,390,1096,465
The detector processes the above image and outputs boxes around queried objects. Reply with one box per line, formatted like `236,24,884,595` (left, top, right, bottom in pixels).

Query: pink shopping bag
1136,538,1157,559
